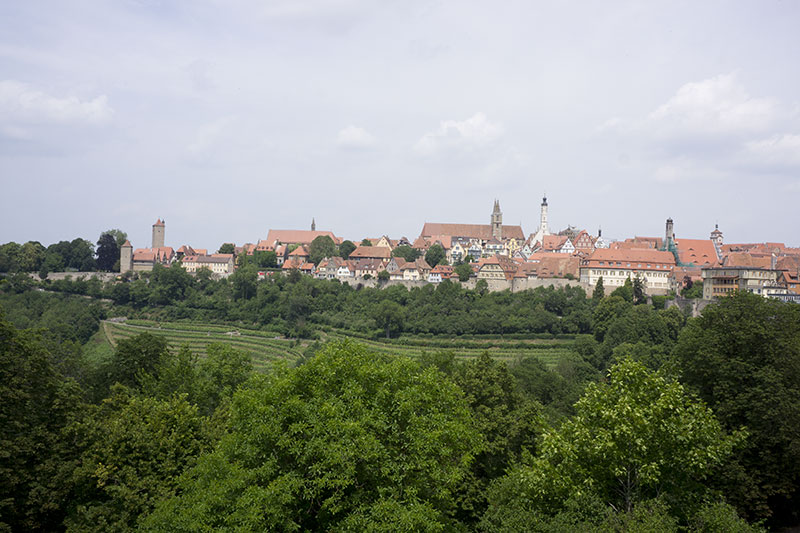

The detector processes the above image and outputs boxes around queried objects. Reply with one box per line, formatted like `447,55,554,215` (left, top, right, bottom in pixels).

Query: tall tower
311,218,316,231
665,218,674,248
120,240,133,273
710,223,723,246
152,218,165,249
540,195,549,236
491,199,503,240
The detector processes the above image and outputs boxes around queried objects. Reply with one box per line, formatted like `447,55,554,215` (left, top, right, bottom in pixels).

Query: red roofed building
264,229,341,248
580,248,676,294
675,238,720,267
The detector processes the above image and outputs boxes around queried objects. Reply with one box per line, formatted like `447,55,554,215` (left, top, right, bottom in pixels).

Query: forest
2,268,800,532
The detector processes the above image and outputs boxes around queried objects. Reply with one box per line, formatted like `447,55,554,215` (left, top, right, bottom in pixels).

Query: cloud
744,134,800,168
336,125,376,148
187,116,237,155
414,112,503,156
0,80,113,124
648,73,780,136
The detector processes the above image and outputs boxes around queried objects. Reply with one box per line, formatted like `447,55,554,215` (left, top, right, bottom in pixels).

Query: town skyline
2,1,800,248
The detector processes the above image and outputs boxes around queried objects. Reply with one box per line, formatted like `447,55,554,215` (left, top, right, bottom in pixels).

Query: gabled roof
265,229,341,247
541,234,569,251
349,245,392,260
723,252,772,269
122,239,132,248
289,245,310,257
420,222,525,241
675,238,719,267
584,248,676,266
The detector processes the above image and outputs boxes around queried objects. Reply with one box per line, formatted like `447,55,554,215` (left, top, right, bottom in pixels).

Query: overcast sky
2,0,799,250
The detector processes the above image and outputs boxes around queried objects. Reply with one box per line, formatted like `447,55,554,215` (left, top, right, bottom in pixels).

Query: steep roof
676,238,719,267
265,229,341,247
420,222,525,241
584,248,677,266
349,246,392,260
723,252,772,269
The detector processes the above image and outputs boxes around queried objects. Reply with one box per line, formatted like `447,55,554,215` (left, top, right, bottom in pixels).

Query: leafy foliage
485,358,744,527
142,341,481,531
675,292,800,526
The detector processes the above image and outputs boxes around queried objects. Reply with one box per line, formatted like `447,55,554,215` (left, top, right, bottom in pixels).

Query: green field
100,319,578,371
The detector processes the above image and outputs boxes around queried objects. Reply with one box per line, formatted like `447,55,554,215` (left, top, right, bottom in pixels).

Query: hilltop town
117,197,800,303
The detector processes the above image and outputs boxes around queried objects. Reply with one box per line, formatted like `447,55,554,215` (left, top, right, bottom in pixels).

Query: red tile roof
584,248,676,266
265,229,341,247
349,246,392,260
420,222,524,241
676,238,719,267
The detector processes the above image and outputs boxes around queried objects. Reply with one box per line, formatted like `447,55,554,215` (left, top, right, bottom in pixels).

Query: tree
392,245,420,262
64,387,214,533
450,353,540,524
0,312,83,531
484,358,744,529
217,243,235,254
675,292,800,526
455,263,473,282
230,264,258,300
425,244,446,268
96,232,120,272
104,229,128,248
377,269,390,282
104,332,170,391
253,250,278,268
611,277,634,302
632,274,646,305
339,240,356,260
374,300,405,338
592,276,605,300
142,342,481,531
360,238,373,246
309,235,337,265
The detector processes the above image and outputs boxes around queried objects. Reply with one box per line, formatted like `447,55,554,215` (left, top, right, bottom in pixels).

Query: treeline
20,262,596,338
2,274,800,530
0,230,127,276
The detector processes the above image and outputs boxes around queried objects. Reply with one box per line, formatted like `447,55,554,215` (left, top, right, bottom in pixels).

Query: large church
418,200,525,244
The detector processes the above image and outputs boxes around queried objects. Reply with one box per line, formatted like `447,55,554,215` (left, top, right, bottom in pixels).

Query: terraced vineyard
101,319,578,372
102,320,306,372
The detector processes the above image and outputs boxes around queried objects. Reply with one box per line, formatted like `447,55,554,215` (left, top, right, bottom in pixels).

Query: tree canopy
142,341,481,531
309,235,337,265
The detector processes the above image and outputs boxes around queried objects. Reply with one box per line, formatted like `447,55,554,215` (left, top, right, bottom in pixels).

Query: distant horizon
3,2,799,250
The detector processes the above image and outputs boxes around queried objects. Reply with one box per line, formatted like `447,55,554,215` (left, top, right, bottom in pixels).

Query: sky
1,0,799,251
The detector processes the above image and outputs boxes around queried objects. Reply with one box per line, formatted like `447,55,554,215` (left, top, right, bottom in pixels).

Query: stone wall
28,271,119,282
338,276,592,293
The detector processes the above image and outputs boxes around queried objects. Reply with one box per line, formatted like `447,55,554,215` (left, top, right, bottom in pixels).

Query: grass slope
101,319,577,371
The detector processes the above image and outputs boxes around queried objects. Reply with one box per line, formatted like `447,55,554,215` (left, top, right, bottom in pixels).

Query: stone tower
152,218,165,249
539,195,549,236
491,199,503,240
311,218,316,231
120,239,133,273
665,218,674,247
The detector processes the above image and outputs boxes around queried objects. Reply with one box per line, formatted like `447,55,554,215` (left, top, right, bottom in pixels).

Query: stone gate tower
152,218,165,249
491,200,503,240
120,239,133,273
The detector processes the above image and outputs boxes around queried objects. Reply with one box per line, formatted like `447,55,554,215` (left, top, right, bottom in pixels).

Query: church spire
311,218,316,231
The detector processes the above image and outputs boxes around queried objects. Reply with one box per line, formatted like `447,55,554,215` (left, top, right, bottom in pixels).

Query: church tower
528,195,551,247
120,240,133,273
539,195,549,237
311,218,316,231
491,199,503,240
665,218,674,248
152,218,165,249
